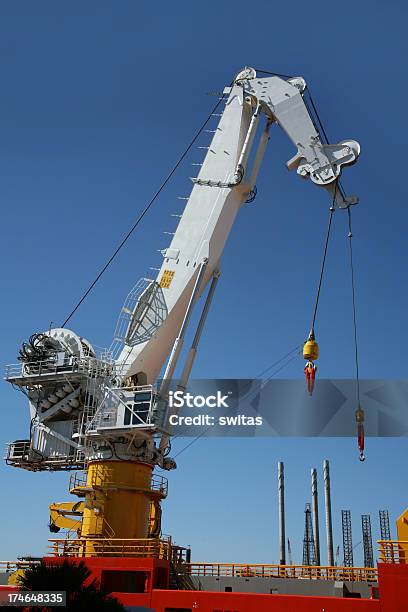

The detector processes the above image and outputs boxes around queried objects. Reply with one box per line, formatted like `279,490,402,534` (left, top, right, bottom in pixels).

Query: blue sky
0,0,407,566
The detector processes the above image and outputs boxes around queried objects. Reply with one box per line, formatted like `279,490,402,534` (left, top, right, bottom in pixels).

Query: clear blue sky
0,0,407,566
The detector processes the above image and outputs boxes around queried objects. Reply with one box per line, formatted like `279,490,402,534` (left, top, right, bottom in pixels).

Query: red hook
358,422,365,461
304,362,317,395
355,406,365,462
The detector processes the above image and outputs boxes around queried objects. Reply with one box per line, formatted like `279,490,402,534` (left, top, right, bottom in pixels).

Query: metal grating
342,510,354,567
302,503,316,566
362,514,374,568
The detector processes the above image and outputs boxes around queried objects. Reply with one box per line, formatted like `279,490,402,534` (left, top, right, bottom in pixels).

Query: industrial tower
342,510,354,567
361,514,374,568
303,503,317,566
379,510,391,541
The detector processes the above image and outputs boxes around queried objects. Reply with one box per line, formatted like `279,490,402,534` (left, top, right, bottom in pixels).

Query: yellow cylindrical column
81,460,154,554
148,499,162,538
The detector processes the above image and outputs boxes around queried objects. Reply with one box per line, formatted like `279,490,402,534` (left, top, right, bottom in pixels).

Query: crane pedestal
66,460,168,556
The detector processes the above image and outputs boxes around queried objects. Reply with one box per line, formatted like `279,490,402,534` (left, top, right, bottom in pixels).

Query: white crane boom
115,68,359,394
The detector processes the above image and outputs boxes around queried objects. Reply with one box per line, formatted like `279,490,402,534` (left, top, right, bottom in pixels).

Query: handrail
0,560,40,571
378,539,408,564
5,355,114,382
69,470,168,496
186,562,378,582
48,537,172,559
4,442,86,471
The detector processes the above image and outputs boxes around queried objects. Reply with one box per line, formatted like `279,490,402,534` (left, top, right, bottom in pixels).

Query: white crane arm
116,68,360,390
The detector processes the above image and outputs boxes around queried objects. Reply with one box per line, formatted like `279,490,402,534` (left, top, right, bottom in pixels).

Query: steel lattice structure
342,510,354,567
303,503,316,566
379,510,391,540
362,514,374,568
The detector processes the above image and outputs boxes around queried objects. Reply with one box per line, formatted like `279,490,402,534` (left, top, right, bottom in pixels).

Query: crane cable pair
302,181,364,461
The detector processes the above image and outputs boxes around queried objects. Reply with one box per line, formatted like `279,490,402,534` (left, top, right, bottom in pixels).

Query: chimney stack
311,468,321,566
323,459,334,566
278,461,286,565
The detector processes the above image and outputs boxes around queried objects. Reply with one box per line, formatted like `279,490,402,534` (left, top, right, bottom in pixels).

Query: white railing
5,356,115,382
5,440,86,471
86,385,157,433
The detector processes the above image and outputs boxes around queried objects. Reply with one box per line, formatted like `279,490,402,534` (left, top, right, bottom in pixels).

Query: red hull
10,557,397,611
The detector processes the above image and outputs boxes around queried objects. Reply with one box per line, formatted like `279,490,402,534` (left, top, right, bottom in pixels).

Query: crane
5,67,360,551
335,545,340,566
287,538,293,566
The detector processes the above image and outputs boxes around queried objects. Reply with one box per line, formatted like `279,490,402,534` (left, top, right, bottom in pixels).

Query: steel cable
310,184,337,333
347,207,361,405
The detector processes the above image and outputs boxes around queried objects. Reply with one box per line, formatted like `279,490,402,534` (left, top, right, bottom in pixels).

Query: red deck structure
27,555,406,611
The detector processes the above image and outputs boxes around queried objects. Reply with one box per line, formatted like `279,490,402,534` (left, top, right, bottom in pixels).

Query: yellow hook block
303,331,319,361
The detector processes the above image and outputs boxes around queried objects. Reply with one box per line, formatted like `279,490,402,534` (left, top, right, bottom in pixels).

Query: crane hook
303,330,319,395
304,362,317,395
356,405,365,462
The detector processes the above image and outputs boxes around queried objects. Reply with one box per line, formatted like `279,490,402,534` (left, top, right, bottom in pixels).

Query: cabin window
123,392,152,425
101,569,148,593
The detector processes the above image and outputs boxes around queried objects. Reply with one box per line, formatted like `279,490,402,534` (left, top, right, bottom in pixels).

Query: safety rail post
279,564,285,578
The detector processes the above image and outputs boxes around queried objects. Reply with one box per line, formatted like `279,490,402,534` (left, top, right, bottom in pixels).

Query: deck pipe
278,461,286,565
323,459,334,566
311,468,321,566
